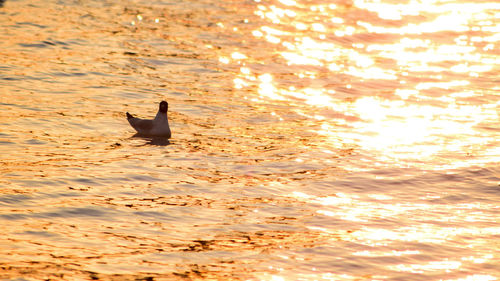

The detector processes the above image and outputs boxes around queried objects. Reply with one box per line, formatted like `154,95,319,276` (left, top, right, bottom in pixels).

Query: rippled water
1,0,499,280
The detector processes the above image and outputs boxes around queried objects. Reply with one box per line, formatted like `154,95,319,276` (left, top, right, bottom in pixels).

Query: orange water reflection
227,0,500,170
0,0,499,279
220,0,500,279
287,188,500,280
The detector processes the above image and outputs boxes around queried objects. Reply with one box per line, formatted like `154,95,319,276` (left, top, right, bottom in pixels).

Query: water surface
0,0,499,280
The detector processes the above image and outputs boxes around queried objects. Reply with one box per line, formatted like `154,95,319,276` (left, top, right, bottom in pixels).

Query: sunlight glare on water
222,0,500,278
232,0,500,170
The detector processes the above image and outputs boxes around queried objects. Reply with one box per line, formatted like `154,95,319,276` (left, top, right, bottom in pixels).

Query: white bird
126,101,171,138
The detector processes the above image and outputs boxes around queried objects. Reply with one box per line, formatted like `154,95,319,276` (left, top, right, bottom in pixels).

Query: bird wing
128,117,154,133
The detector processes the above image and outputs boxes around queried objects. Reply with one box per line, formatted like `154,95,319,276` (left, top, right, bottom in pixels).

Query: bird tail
126,112,134,119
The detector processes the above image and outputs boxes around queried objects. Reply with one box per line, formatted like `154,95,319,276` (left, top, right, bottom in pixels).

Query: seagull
126,101,171,138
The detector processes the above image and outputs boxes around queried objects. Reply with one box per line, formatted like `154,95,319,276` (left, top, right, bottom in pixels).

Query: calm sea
0,0,499,280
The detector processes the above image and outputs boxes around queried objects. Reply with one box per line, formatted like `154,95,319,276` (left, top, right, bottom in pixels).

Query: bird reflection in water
131,134,171,146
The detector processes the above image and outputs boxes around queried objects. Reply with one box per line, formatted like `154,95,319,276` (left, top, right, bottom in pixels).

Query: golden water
0,0,499,280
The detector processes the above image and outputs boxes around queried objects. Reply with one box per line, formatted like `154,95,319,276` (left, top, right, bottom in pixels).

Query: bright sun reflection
223,2,500,279
289,189,500,279
391,260,462,274
227,0,500,169
444,275,497,281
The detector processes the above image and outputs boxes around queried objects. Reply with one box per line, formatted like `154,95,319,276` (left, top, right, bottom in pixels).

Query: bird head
159,101,168,113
